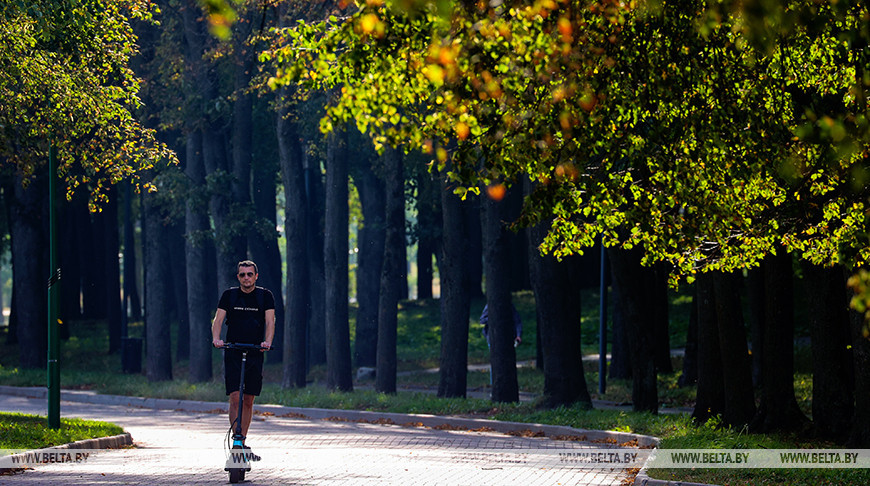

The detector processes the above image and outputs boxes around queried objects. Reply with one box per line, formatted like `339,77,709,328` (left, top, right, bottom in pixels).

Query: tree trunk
324,127,353,391
678,285,698,387
10,173,48,369
751,252,809,433
652,265,672,373
249,142,284,366
506,187,530,292
228,5,254,273
848,305,870,446
711,271,755,427
306,153,327,367
466,196,484,299
100,187,123,354
203,126,242,291
417,237,434,299
123,184,142,321
185,130,214,383
376,147,404,394
414,170,439,300
608,266,631,380
607,247,657,413
746,267,764,387
143,185,172,381
437,174,472,398
59,191,82,323
354,161,385,368
803,263,853,442
168,219,189,361
277,90,309,388
78,198,104,319
692,273,723,423
482,188,519,403
180,2,218,378
528,218,591,408
398,222,409,301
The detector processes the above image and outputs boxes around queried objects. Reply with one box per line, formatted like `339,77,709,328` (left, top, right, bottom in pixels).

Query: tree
527,210,592,408
99,187,123,354
249,98,285,366
277,87,310,388
266,0,869,282
437,171,474,398
324,126,353,391
143,181,173,382
184,131,215,382
376,146,404,393
803,263,854,442
2,1,174,370
412,167,441,300
692,271,755,427
482,184,519,403
8,172,48,368
354,153,386,368
607,280,631,380
607,247,657,413
58,192,83,324
751,251,809,433
0,1,173,198
266,0,870,437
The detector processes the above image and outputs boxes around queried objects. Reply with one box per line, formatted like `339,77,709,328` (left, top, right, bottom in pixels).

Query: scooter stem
233,349,248,443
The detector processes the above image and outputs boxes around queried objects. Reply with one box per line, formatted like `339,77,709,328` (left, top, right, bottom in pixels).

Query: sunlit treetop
0,0,177,209
264,0,870,283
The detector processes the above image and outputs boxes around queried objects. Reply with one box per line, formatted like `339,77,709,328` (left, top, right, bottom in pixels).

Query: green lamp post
47,144,60,429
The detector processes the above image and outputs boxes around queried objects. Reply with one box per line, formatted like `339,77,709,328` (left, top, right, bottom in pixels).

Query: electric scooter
221,342,271,483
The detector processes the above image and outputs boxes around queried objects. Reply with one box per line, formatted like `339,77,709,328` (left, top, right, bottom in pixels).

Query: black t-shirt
218,287,275,345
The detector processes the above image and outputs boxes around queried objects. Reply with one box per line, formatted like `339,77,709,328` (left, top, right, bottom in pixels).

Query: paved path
0,389,655,486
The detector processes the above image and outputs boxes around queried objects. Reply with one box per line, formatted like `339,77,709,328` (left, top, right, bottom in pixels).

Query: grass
0,288,862,485
0,412,124,452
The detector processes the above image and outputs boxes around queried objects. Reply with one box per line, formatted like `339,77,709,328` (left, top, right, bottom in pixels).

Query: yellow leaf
359,14,380,34
455,121,470,140
487,184,506,201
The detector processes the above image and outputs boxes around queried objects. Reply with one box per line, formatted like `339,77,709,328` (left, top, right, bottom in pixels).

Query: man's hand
213,338,224,348
260,341,272,352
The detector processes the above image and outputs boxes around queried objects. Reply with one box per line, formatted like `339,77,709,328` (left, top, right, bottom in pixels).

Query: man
212,260,275,459
480,302,523,348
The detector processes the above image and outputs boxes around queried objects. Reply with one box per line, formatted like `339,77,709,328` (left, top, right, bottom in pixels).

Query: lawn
0,412,124,451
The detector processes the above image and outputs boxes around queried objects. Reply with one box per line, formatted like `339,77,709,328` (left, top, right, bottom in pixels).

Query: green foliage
265,0,870,288
0,0,176,209
0,412,124,451
849,269,870,336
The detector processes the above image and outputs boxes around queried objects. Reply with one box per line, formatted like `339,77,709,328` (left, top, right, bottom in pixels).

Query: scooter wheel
229,468,243,483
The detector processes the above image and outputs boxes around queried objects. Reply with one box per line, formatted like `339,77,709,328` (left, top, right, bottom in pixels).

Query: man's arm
212,308,227,348
261,309,275,351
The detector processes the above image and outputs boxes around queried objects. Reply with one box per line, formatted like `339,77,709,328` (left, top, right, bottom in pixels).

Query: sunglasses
238,272,255,278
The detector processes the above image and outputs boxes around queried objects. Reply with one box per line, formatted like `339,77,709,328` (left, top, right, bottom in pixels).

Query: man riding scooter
212,260,275,461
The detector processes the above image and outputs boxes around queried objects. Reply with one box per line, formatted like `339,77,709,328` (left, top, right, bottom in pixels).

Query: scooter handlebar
220,342,274,351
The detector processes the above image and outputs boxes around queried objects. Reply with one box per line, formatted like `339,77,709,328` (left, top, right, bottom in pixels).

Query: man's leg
227,392,257,437
241,394,255,437
228,391,243,434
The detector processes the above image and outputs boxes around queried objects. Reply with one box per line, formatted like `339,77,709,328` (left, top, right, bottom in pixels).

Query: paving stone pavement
0,388,655,486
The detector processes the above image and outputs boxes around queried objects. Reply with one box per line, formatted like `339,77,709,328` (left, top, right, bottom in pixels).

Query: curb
1,433,132,473
634,469,719,486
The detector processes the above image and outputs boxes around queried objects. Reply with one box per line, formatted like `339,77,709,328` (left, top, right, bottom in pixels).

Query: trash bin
121,337,142,374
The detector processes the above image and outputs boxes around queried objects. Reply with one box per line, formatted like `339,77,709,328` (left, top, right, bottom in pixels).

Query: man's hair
237,260,258,274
